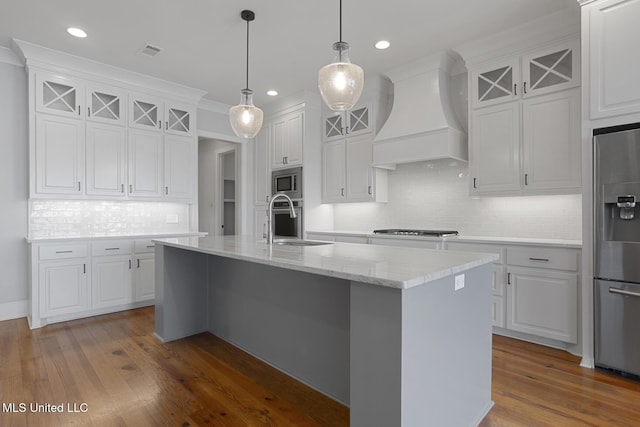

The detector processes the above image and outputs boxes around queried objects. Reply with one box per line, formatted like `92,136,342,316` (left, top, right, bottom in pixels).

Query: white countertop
307,230,582,248
26,232,207,243
153,235,498,290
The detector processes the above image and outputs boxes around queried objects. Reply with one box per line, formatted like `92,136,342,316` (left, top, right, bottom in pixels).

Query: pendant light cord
339,0,343,42
245,18,250,91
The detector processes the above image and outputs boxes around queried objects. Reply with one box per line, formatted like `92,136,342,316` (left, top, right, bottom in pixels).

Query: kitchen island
153,236,498,427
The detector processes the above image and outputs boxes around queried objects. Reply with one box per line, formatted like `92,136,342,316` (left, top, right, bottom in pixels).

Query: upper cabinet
469,38,581,196
271,110,303,169
584,0,640,119
322,103,372,142
28,67,200,202
86,83,126,125
472,40,579,109
35,72,83,119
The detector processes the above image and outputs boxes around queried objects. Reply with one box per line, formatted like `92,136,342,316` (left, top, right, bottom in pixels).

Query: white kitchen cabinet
92,254,133,309
322,104,372,142
86,83,126,125
254,124,271,205
471,40,579,109
470,88,581,196
35,114,85,195
505,245,579,344
134,253,155,302
469,102,521,193
86,122,127,197
35,72,83,119
322,139,346,202
271,110,303,169
39,259,89,318
585,0,640,118
506,267,578,343
164,102,195,136
522,89,581,191
128,128,163,198
129,92,163,131
322,133,387,203
164,134,196,201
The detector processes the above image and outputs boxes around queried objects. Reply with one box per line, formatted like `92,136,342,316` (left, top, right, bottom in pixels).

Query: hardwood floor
0,308,638,426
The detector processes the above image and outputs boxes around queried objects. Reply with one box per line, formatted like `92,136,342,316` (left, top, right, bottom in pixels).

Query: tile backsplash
333,160,582,240
29,200,190,238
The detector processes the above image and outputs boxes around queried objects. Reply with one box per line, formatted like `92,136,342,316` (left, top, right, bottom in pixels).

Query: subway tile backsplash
29,200,190,238
333,160,582,240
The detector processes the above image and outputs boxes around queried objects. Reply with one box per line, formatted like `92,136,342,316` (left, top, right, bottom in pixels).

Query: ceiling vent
138,44,162,57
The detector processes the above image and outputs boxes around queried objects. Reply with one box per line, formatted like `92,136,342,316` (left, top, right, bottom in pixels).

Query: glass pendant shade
318,42,364,111
229,89,263,139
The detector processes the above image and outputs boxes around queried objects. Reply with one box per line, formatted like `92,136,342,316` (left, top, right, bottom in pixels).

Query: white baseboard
0,299,28,322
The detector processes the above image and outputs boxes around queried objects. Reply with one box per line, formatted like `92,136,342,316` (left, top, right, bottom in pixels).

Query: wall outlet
454,274,465,291
165,214,179,224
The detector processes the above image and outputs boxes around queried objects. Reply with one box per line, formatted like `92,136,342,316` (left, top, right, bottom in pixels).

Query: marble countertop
307,230,582,248
26,231,207,243
153,235,498,290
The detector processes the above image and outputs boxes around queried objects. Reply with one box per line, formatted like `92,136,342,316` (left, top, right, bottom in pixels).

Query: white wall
0,57,29,318
333,160,582,240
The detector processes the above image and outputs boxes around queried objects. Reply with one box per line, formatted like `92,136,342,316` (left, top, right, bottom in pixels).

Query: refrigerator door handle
609,287,640,298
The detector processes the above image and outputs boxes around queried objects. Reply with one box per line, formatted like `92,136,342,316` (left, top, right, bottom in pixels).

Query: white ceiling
1,0,579,107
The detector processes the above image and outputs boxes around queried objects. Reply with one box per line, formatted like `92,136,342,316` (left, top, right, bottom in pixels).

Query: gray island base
153,236,498,427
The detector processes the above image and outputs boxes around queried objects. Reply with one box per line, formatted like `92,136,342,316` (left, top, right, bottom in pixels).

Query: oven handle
609,287,640,298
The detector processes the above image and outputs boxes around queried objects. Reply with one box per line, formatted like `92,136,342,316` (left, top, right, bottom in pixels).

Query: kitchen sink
273,239,332,246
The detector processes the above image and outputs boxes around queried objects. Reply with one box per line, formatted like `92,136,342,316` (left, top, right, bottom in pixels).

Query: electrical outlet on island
165,214,179,224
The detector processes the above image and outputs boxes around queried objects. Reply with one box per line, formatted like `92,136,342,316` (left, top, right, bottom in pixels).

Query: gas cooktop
373,229,459,237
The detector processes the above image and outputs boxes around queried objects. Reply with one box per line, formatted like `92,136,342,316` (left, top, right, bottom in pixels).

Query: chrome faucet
267,193,297,244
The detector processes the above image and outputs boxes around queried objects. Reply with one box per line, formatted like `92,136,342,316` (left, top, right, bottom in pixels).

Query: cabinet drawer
134,239,156,253
91,240,132,256
39,244,88,260
506,247,578,271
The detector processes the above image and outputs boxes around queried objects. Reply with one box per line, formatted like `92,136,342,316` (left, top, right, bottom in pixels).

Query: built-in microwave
272,166,302,200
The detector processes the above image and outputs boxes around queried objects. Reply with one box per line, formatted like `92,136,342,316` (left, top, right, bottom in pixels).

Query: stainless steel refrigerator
594,123,640,377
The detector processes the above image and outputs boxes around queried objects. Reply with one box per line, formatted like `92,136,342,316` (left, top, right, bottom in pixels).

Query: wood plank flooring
1,307,639,426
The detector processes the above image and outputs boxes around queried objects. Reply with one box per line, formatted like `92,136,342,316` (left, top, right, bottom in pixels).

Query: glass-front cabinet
35,72,83,119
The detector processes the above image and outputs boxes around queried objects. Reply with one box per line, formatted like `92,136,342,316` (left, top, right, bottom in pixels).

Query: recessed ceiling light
375,40,390,50
67,27,87,38
266,90,278,96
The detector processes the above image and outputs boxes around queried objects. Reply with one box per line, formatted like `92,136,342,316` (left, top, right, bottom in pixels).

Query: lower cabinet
39,259,89,318
30,238,158,328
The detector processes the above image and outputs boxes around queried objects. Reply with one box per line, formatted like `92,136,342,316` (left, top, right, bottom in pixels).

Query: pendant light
318,0,364,111
229,10,263,139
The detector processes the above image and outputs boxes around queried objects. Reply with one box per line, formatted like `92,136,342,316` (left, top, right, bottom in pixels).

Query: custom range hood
373,50,468,169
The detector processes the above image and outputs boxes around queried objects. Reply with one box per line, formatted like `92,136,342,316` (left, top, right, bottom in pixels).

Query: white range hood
373,50,468,169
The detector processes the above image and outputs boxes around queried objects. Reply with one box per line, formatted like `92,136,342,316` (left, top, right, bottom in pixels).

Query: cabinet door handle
121,184,125,193
105,247,120,251
524,173,529,186
128,259,132,269
146,245,154,248
137,259,140,268
609,287,640,298
368,185,372,195
78,106,81,116
266,195,269,203
341,188,345,197
165,121,168,131
513,83,517,95
88,106,91,117
528,257,549,262
129,184,133,193
345,126,349,134
158,120,161,129
473,177,477,189
78,181,81,191
56,250,73,254
524,82,527,94
507,272,512,285
165,186,169,195
83,264,86,274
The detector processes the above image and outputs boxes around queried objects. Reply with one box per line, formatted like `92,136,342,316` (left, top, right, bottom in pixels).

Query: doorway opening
198,138,239,236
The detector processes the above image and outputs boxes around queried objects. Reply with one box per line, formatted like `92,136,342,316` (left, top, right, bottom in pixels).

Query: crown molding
198,98,230,114
0,45,23,67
